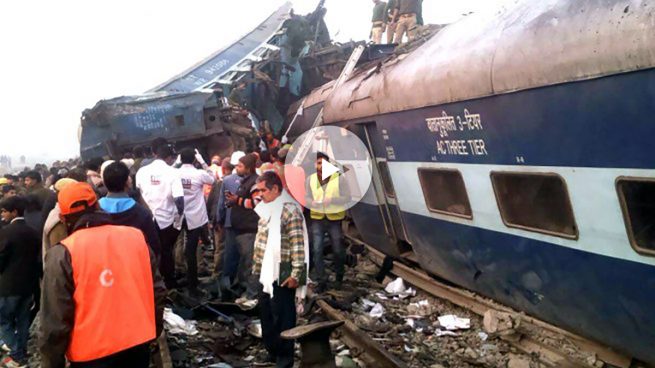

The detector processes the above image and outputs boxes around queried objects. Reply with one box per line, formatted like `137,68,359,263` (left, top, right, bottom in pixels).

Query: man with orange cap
39,182,165,368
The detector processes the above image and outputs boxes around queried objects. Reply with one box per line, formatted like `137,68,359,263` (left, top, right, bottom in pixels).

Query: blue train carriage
79,90,249,161
321,0,655,364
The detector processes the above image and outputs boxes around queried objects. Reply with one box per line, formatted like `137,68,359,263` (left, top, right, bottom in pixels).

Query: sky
0,0,509,165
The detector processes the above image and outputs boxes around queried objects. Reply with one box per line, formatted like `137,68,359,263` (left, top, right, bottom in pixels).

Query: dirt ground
24,246,582,368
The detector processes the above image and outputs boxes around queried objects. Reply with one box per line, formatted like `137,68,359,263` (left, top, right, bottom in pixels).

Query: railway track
154,235,634,368
308,288,409,368
342,235,633,368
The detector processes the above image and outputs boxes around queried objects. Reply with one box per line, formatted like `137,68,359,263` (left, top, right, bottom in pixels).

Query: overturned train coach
311,0,655,364
79,91,258,160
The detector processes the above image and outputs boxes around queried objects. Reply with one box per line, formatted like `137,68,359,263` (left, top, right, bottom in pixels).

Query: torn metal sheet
150,3,293,93
80,91,219,159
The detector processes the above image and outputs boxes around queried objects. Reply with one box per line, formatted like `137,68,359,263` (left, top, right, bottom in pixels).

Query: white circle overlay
284,126,373,214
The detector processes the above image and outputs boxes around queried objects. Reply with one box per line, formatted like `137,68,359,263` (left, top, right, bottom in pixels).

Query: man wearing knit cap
225,153,260,304
40,182,165,368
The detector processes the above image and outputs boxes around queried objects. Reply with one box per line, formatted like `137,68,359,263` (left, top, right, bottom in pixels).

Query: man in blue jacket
99,161,161,256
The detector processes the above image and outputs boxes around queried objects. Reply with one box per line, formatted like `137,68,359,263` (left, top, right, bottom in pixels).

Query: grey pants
235,232,258,298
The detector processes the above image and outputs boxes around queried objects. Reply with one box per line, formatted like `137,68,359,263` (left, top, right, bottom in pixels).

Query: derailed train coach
79,91,259,161
78,1,342,161
316,0,655,364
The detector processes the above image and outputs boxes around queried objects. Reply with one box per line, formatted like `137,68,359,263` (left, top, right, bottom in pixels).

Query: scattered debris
164,307,199,336
247,320,263,339
507,353,532,368
235,297,258,310
438,314,471,331
369,303,385,318
384,277,416,299
483,309,522,342
206,363,233,368
361,298,376,309
385,277,405,294
435,329,459,337
318,251,541,368
407,299,436,317
483,309,519,334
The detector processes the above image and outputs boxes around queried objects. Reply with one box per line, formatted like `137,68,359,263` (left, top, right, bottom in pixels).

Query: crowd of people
0,133,348,368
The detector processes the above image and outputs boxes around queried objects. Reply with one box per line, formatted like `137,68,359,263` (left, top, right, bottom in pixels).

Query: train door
363,123,410,239
362,122,415,260
342,124,401,257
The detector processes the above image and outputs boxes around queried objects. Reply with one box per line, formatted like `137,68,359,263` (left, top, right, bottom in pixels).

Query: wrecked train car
80,1,339,160
314,0,655,364
79,91,258,160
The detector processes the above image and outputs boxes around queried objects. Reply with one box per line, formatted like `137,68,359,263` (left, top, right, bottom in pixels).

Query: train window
491,172,578,239
378,161,396,198
418,169,472,219
616,177,655,256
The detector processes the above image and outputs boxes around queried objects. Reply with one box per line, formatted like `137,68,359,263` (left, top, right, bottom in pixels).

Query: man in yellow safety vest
305,152,350,291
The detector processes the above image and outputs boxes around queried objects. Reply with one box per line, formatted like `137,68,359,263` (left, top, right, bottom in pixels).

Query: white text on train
426,110,488,156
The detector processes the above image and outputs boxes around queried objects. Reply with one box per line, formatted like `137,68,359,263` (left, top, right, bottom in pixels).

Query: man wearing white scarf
252,172,309,368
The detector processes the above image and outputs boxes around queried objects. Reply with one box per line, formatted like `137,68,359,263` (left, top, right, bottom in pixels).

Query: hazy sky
0,0,508,163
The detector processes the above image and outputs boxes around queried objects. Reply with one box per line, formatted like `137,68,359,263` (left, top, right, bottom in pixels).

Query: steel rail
345,234,632,368
307,289,409,368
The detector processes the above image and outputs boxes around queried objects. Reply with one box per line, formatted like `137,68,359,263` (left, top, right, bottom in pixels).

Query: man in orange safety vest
39,182,165,368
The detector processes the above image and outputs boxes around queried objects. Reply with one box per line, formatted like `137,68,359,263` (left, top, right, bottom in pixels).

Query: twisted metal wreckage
80,1,323,160
79,1,441,161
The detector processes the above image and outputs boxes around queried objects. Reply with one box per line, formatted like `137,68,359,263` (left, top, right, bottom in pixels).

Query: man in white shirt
136,144,184,289
177,148,215,296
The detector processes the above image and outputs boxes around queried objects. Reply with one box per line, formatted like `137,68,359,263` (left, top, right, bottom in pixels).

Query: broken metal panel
304,80,335,107
80,1,358,159
149,2,293,93
280,80,336,141
286,102,325,142
80,91,217,159
300,42,364,94
323,0,655,124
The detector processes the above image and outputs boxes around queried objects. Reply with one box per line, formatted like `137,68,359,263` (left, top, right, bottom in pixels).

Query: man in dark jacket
216,158,242,297
225,153,260,302
23,171,50,236
24,171,50,209
39,182,165,368
0,196,40,367
98,161,161,255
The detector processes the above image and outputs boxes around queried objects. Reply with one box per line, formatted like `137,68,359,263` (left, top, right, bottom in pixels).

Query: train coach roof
304,80,336,108
323,0,655,124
